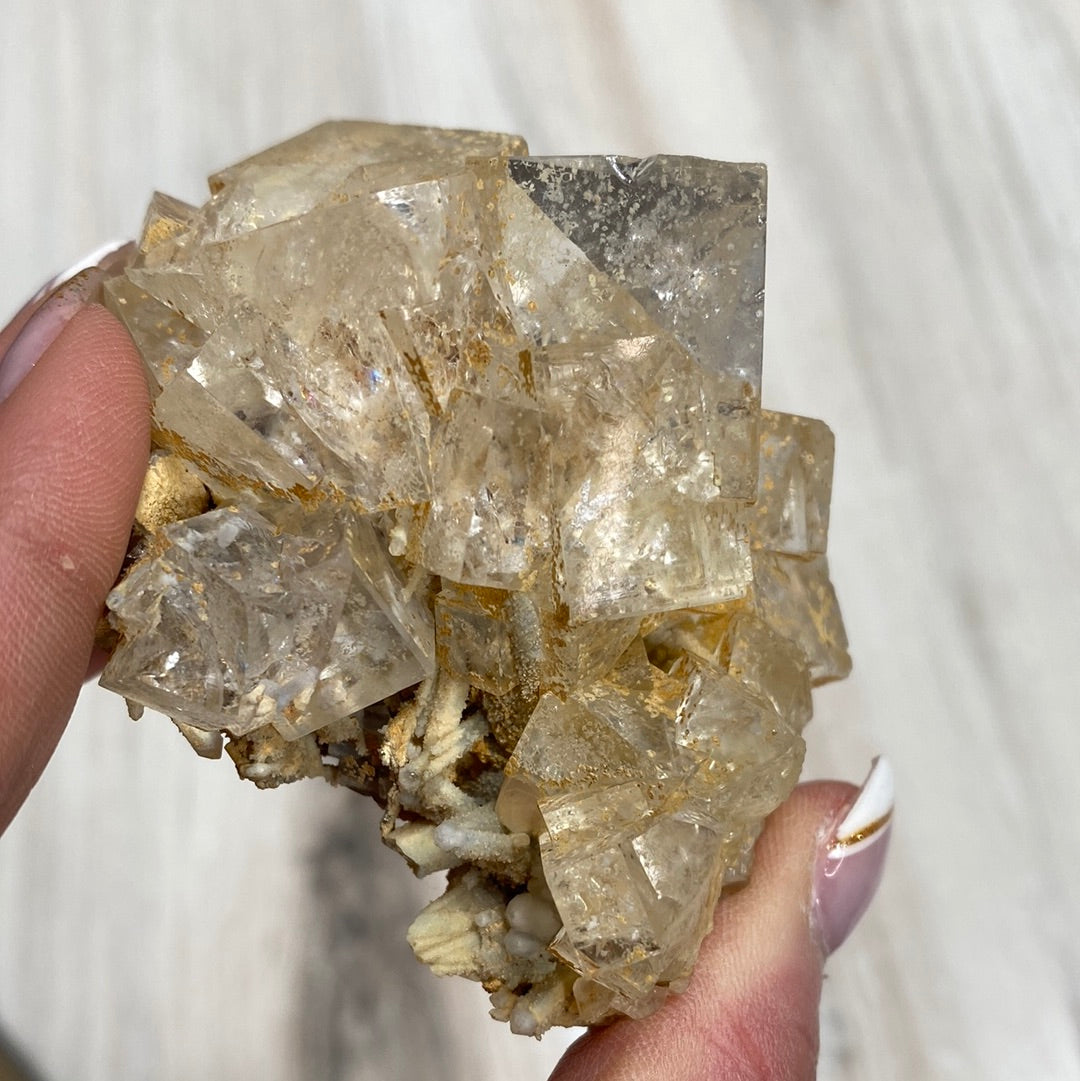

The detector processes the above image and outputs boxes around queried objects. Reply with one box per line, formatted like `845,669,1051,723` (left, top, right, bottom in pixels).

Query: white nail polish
827,756,894,858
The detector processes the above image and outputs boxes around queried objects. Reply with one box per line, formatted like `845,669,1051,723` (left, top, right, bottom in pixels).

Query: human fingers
549,762,893,1081
0,303,149,833
0,241,134,398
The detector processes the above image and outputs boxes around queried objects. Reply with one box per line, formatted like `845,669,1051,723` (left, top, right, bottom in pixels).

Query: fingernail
0,240,134,406
812,756,894,956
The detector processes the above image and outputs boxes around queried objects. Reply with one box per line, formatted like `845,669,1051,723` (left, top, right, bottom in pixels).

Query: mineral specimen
98,121,850,1035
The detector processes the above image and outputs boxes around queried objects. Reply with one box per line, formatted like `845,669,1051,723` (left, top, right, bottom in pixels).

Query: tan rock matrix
99,121,850,1035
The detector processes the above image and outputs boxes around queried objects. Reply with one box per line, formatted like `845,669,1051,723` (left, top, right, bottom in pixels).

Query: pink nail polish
0,240,134,406
813,757,894,956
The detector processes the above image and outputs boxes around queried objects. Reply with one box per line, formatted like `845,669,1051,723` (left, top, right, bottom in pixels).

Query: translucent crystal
507,156,766,381
435,584,515,695
182,310,349,488
541,335,753,620
101,506,435,740
753,410,835,556
136,191,200,268
509,155,766,498
673,651,805,824
499,692,662,818
418,389,550,588
538,606,641,698
100,122,851,1035
205,120,527,241
750,550,852,685
102,274,207,395
727,612,813,732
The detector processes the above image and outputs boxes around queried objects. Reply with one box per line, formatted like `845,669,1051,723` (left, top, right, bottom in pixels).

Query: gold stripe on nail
833,808,893,850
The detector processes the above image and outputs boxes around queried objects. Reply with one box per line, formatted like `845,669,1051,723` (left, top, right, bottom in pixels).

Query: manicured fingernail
0,240,134,406
812,756,894,956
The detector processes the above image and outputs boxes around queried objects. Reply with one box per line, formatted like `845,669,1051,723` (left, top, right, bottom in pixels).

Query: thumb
550,762,893,1081
0,302,149,832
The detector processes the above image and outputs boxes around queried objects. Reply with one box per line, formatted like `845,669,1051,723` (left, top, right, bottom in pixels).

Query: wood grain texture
1,2,1077,1078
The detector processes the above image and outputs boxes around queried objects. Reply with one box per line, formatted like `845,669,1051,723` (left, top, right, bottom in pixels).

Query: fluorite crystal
98,121,850,1036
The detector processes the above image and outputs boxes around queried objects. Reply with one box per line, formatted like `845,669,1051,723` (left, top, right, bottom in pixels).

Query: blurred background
1,2,1078,1079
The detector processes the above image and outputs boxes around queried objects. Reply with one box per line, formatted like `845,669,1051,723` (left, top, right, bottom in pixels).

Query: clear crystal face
99,121,849,1035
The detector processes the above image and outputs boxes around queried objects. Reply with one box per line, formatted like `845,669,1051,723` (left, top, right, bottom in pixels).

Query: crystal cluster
98,122,850,1035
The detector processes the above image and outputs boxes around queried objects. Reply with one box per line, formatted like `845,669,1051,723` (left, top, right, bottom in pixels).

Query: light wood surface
2,3,1077,1079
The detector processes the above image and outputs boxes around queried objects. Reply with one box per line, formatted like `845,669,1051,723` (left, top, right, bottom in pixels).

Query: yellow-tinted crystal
100,122,850,1035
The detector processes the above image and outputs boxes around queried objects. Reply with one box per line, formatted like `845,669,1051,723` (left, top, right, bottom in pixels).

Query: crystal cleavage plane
98,121,851,1036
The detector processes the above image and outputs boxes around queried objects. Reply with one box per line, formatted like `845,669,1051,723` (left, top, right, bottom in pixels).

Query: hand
548,770,891,1081
0,267,891,1080
0,269,150,831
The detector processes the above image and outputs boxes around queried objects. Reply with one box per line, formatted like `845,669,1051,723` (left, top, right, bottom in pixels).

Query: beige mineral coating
98,121,849,1035
132,452,210,535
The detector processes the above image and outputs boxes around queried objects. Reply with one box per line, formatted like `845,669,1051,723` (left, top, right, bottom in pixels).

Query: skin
0,302,855,1080
549,782,853,1081
0,304,150,828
